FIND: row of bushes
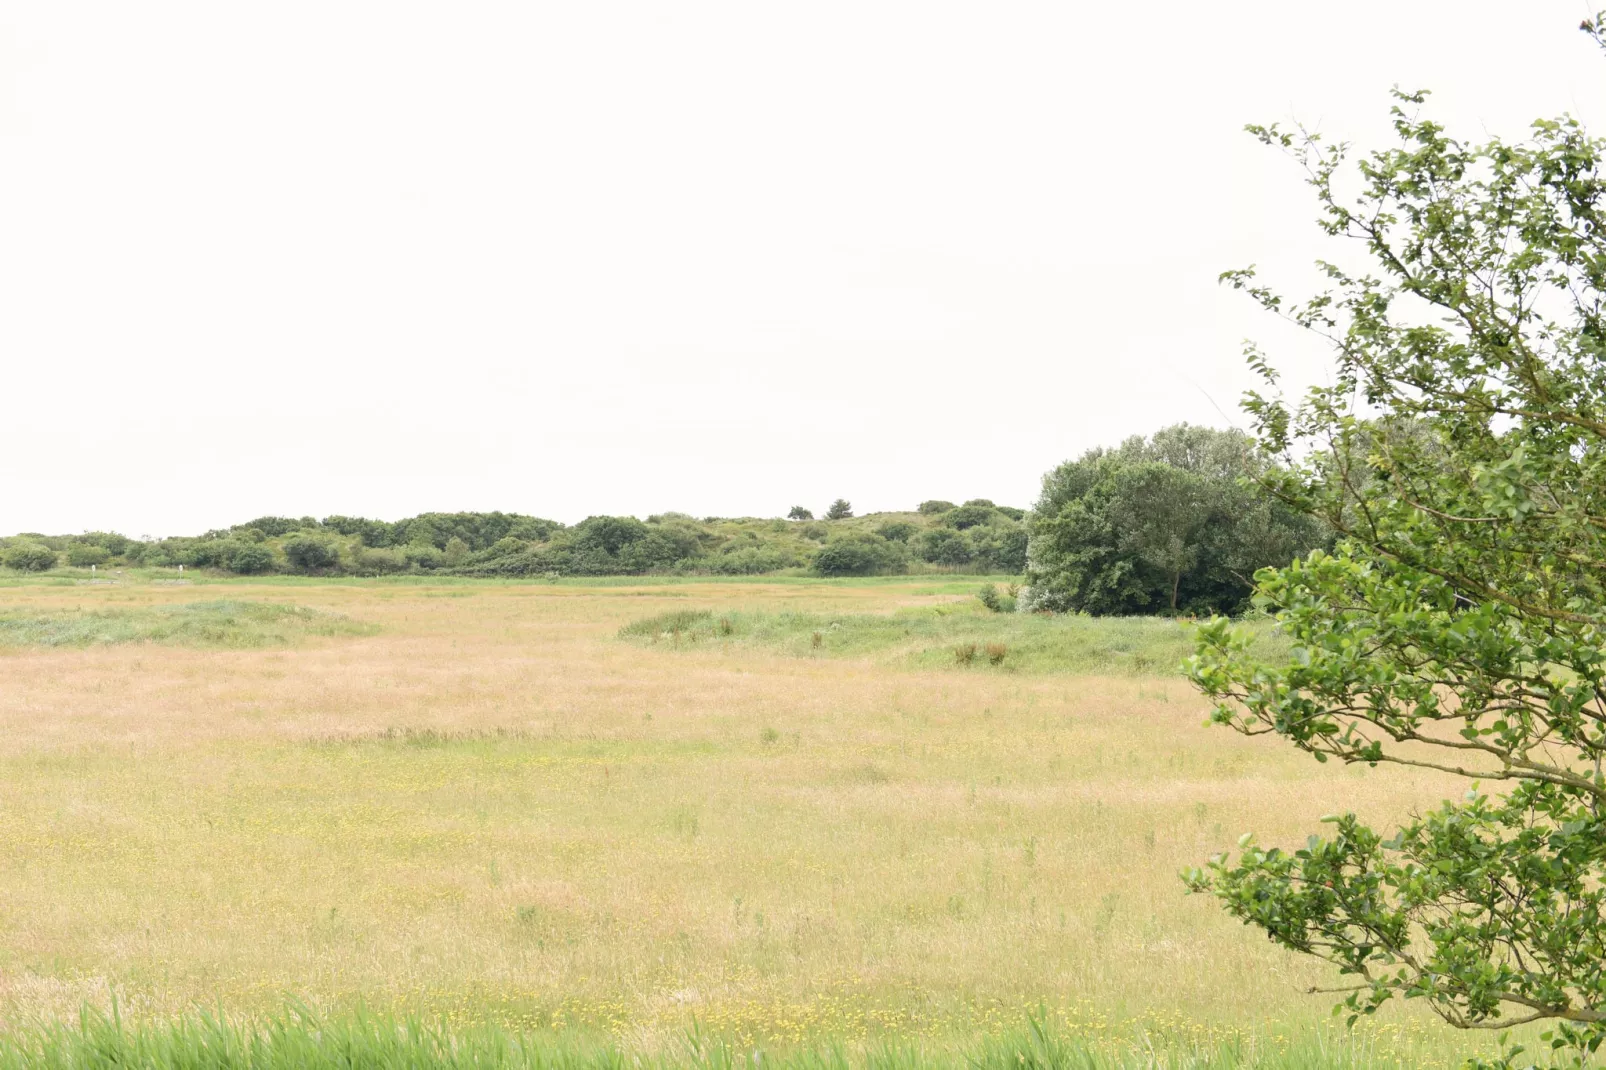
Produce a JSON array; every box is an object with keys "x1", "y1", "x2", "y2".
[{"x1": 0, "y1": 501, "x2": 1030, "y2": 579}]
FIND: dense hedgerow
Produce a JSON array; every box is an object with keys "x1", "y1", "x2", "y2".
[{"x1": 1, "y1": 503, "x2": 1031, "y2": 579}]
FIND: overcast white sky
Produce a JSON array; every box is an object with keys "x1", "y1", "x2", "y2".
[{"x1": 3, "y1": 3, "x2": 1603, "y2": 536}]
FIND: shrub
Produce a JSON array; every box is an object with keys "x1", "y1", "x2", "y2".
[
  {"x1": 875, "y1": 521, "x2": 917, "y2": 543},
  {"x1": 824, "y1": 499, "x2": 853, "y2": 520},
  {"x1": 350, "y1": 547, "x2": 408, "y2": 575},
  {"x1": 443, "y1": 536, "x2": 470, "y2": 566},
  {"x1": 917, "y1": 500, "x2": 955, "y2": 515},
  {"x1": 812, "y1": 534, "x2": 906, "y2": 576},
  {"x1": 996, "y1": 506, "x2": 1025, "y2": 521},
  {"x1": 488, "y1": 537, "x2": 525, "y2": 556},
  {"x1": 224, "y1": 543, "x2": 276, "y2": 575},
  {"x1": 282, "y1": 535, "x2": 340, "y2": 573},
  {"x1": 976, "y1": 583, "x2": 1017, "y2": 613},
  {"x1": 66, "y1": 544, "x2": 112, "y2": 567},
  {"x1": 970, "y1": 525, "x2": 1029, "y2": 573},
  {"x1": 954, "y1": 642, "x2": 978, "y2": 665},
  {"x1": 404, "y1": 544, "x2": 444, "y2": 570},
  {"x1": 3, "y1": 543, "x2": 56, "y2": 572},
  {"x1": 787, "y1": 506, "x2": 813, "y2": 520},
  {"x1": 963, "y1": 499, "x2": 995, "y2": 508},
  {"x1": 916, "y1": 528, "x2": 972, "y2": 566},
  {"x1": 944, "y1": 504, "x2": 997, "y2": 530},
  {"x1": 985, "y1": 643, "x2": 1008, "y2": 665}
]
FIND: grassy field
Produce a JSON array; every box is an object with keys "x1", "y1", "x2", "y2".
[{"x1": 0, "y1": 575, "x2": 1509, "y2": 1065}]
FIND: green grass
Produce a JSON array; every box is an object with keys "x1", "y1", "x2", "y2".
[
  {"x1": 618, "y1": 606, "x2": 1285, "y2": 676},
  {"x1": 0, "y1": 1006, "x2": 1501, "y2": 1069},
  {"x1": 0, "y1": 600, "x2": 375, "y2": 649}
]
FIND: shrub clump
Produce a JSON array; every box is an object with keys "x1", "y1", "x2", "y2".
[
  {"x1": 812, "y1": 534, "x2": 906, "y2": 577},
  {"x1": 3, "y1": 543, "x2": 57, "y2": 572}
]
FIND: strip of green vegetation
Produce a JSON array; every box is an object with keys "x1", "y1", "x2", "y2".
[
  {"x1": 0, "y1": 1008, "x2": 1491, "y2": 1069},
  {"x1": 0, "y1": 600, "x2": 374, "y2": 649},
  {"x1": 620, "y1": 605, "x2": 1285, "y2": 676}
]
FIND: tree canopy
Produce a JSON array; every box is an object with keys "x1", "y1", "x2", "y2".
[
  {"x1": 1186, "y1": 38, "x2": 1606, "y2": 1063},
  {"x1": 1022, "y1": 424, "x2": 1326, "y2": 615}
]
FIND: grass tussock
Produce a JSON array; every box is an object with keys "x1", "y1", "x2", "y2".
[
  {"x1": 0, "y1": 600, "x2": 373, "y2": 649},
  {"x1": 619, "y1": 602, "x2": 1286, "y2": 676}
]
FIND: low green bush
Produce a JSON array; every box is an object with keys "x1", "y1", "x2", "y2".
[{"x1": 3, "y1": 543, "x2": 56, "y2": 572}]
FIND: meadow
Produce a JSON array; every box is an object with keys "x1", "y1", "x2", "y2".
[{"x1": 0, "y1": 574, "x2": 1510, "y2": 1066}]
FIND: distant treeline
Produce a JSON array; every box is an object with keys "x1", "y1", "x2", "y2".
[
  {"x1": 2, "y1": 424, "x2": 1333, "y2": 613},
  {"x1": 0, "y1": 500, "x2": 1028, "y2": 579}
]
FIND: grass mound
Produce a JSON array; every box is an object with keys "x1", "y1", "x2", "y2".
[
  {"x1": 619, "y1": 604, "x2": 1286, "y2": 676},
  {"x1": 0, "y1": 600, "x2": 374, "y2": 649}
]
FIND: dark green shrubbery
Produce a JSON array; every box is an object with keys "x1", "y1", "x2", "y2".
[
  {"x1": 824, "y1": 499, "x2": 853, "y2": 520},
  {"x1": 283, "y1": 535, "x2": 341, "y2": 573},
  {"x1": 875, "y1": 521, "x2": 917, "y2": 543},
  {"x1": 225, "y1": 543, "x2": 276, "y2": 575},
  {"x1": 1023, "y1": 424, "x2": 1328, "y2": 615},
  {"x1": 916, "y1": 527, "x2": 973, "y2": 566},
  {"x1": 787, "y1": 506, "x2": 813, "y2": 520},
  {"x1": 917, "y1": 500, "x2": 955, "y2": 515},
  {"x1": 812, "y1": 534, "x2": 905, "y2": 576},
  {"x1": 3, "y1": 543, "x2": 57, "y2": 572},
  {"x1": 943, "y1": 504, "x2": 996, "y2": 530}
]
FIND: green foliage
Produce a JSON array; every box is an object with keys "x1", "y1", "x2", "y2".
[
  {"x1": 65, "y1": 543, "x2": 111, "y2": 567},
  {"x1": 225, "y1": 543, "x2": 276, "y2": 575},
  {"x1": 943, "y1": 504, "x2": 996, "y2": 530},
  {"x1": 1024, "y1": 424, "x2": 1325, "y2": 615},
  {"x1": 1187, "y1": 72, "x2": 1606, "y2": 1061},
  {"x1": 2, "y1": 543, "x2": 56, "y2": 572},
  {"x1": 787, "y1": 505, "x2": 813, "y2": 520},
  {"x1": 282, "y1": 535, "x2": 340, "y2": 573},
  {"x1": 976, "y1": 583, "x2": 1018, "y2": 613},
  {"x1": 812, "y1": 533, "x2": 905, "y2": 576},
  {"x1": 824, "y1": 498, "x2": 854, "y2": 520},
  {"x1": 875, "y1": 521, "x2": 917, "y2": 543},
  {"x1": 917, "y1": 527, "x2": 973, "y2": 565},
  {"x1": 917, "y1": 499, "x2": 955, "y2": 515}
]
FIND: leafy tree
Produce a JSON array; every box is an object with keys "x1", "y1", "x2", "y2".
[
  {"x1": 917, "y1": 500, "x2": 955, "y2": 515},
  {"x1": 1024, "y1": 425, "x2": 1322, "y2": 615},
  {"x1": 443, "y1": 536, "x2": 470, "y2": 566},
  {"x1": 787, "y1": 506, "x2": 814, "y2": 521},
  {"x1": 1186, "y1": 47, "x2": 1606, "y2": 1062},
  {"x1": 3, "y1": 543, "x2": 56, "y2": 572},
  {"x1": 824, "y1": 499, "x2": 853, "y2": 520}
]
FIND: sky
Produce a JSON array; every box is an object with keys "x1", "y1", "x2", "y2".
[{"x1": 3, "y1": 2, "x2": 1604, "y2": 537}]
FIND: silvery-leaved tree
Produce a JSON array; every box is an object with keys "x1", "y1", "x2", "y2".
[{"x1": 1185, "y1": 16, "x2": 1606, "y2": 1067}]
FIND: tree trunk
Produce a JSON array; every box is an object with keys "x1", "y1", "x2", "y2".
[{"x1": 1171, "y1": 569, "x2": 1181, "y2": 612}]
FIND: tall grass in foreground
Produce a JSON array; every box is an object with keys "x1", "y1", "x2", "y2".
[{"x1": 0, "y1": 1007, "x2": 1497, "y2": 1069}]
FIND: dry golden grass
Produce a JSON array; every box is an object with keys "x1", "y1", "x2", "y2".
[{"x1": 0, "y1": 578, "x2": 1476, "y2": 1056}]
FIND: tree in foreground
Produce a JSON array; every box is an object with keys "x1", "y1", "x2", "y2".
[{"x1": 1187, "y1": 25, "x2": 1606, "y2": 1064}]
